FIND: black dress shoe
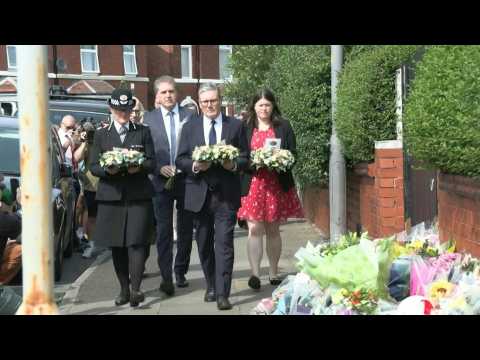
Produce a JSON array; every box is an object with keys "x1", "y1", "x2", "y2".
[
  {"x1": 204, "y1": 288, "x2": 216, "y2": 302},
  {"x1": 248, "y1": 275, "x2": 261, "y2": 290},
  {"x1": 217, "y1": 296, "x2": 232, "y2": 310},
  {"x1": 160, "y1": 280, "x2": 175, "y2": 296},
  {"x1": 114, "y1": 291, "x2": 130, "y2": 306},
  {"x1": 130, "y1": 290, "x2": 145, "y2": 307},
  {"x1": 176, "y1": 275, "x2": 189, "y2": 288}
]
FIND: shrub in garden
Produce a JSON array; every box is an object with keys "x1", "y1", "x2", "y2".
[
  {"x1": 335, "y1": 45, "x2": 419, "y2": 164},
  {"x1": 404, "y1": 45, "x2": 480, "y2": 177}
]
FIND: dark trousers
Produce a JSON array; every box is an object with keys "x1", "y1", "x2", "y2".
[
  {"x1": 193, "y1": 191, "x2": 237, "y2": 298},
  {"x1": 111, "y1": 245, "x2": 146, "y2": 293},
  {"x1": 153, "y1": 191, "x2": 194, "y2": 282}
]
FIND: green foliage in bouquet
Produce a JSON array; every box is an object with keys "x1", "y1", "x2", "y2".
[
  {"x1": 318, "y1": 231, "x2": 367, "y2": 257},
  {"x1": 332, "y1": 287, "x2": 379, "y2": 315},
  {"x1": 250, "y1": 148, "x2": 295, "y2": 172},
  {"x1": 404, "y1": 45, "x2": 480, "y2": 177},
  {"x1": 192, "y1": 144, "x2": 239, "y2": 164},
  {"x1": 335, "y1": 45, "x2": 419, "y2": 163},
  {"x1": 99, "y1": 148, "x2": 145, "y2": 168}
]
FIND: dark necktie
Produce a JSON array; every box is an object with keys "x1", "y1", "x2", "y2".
[
  {"x1": 168, "y1": 111, "x2": 176, "y2": 165},
  {"x1": 209, "y1": 119, "x2": 216, "y2": 146},
  {"x1": 119, "y1": 125, "x2": 128, "y2": 143}
]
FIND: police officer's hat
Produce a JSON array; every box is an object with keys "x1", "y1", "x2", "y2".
[{"x1": 108, "y1": 88, "x2": 136, "y2": 111}]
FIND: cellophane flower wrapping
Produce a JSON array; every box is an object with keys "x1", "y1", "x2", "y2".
[
  {"x1": 296, "y1": 238, "x2": 380, "y2": 293},
  {"x1": 410, "y1": 253, "x2": 459, "y2": 297}
]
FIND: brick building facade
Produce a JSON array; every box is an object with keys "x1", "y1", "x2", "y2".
[{"x1": 0, "y1": 45, "x2": 234, "y2": 114}]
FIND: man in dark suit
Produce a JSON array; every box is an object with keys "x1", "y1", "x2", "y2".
[
  {"x1": 143, "y1": 76, "x2": 194, "y2": 296},
  {"x1": 89, "y1": 88, "x2": 156, "y2": 307},
  {"x1": 176, "y1": 83, "x2": 249, "y2": 310}
]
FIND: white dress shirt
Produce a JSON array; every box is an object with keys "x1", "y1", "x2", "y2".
[
  {"x1": 203, "y1": 113, "x2": 223, "y2": 145},
  {"x1": 160, "y1": 104, "x2": 181, "y2": 151}
]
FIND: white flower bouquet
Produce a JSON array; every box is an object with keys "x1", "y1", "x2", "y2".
[
  {"x1": 250, "y1": 148, "x2": 295, "y2": 172},
  {"x1": 99, "y1": 147, "x2": 145, "y2": 168},
  {"x1": 192, "y1": 143, "x2": 239, "y2": 164},
  {"x1": 192, "y1": 145, "x2": 216, "y2": 162}
]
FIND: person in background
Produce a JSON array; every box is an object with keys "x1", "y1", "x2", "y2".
[
  {"x1": 131, "y1": 97, "x2": 145, "y2": 124},
  {"x1": 73, "y1": 121, "x2": 102, "y2": 259},
  {"x1": 0, "y1": 186, "x2": 22, "y2": 285}
]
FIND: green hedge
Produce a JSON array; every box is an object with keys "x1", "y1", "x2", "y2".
[
  {"x1": 335, "y1": 45, "x2": 418, "y2": 164},
  {"x1": 404, "y1": 46, "x2": 480, "y2": 177},
  {"x1": 266, "y1": 46, "x2": 332, "y2": 188}
]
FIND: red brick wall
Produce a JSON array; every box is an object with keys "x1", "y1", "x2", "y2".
[
  {"x1": 200, "y1": 45, "x2": 219, "y2": 79},
  {"x1": 99, "y1": 45, "x2": 123, "y2": 75},
  {"x1": 347, "y1": 164, "x2": 377, "y2": 236},
  {"x1": 438, "y1": 173, "x2": 480, "y2": 256},
  {"x1": 302, "y1": 186, "x2": 330, "y2": 237},
  {"x1": 57, "y1": 45, "x2": 81, "y2": 74},
  {"x1": 0, "y1": 45, "x2": 7, "y2": 70},
  {"x1": 302, "y1": 144, "x2": 405, "y2": 240},
  {"x1": 373, "y1": 146, "x2": 405, "y2": 237}
]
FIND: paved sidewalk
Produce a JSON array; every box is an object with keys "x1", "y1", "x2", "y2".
[{"x1": 59, "y1": 220, "x2": 324, "y2": 315}]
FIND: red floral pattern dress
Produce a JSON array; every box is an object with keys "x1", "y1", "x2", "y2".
[{"x1": 237, "y1": 127, "x2": 304, "y2": 223}]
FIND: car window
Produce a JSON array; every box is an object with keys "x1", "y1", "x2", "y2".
[
  {"x1": 0, "y1": 128, "x2": 20, "y2": 174},
  {"x1": 49, "y1": 109, "x2": 110, "y2": 127}
]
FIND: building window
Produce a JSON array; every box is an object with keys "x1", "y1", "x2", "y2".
[
  {"x1": 80, "y1": 45, "x2": 100, "y2": 73},
  {"x1": 6, "y1": 45, "x2": 17, "y2": 70},
  {"x1": 219, "y1": 45, "x2": 233, "y2": 80},
  {"x1": 123, "y1": 45, "x2": 138, "y2": 75},
  {"x1": 181, "y1": 45, "x2": 192, "y2": 78}
]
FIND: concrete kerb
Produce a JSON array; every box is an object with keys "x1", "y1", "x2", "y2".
[{"x1": 59, "y1": 250, "x2": 112, "y2": 315}]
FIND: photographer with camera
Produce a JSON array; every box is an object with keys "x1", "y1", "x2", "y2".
[{"x1": 73, "y1": 118, "x2": 102, "y2": 259}]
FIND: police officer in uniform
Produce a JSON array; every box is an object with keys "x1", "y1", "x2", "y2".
[{"x1": 89, "y1": 88, "x2": 156, "y2": 307}]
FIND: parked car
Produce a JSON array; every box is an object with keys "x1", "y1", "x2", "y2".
[
  {"x1": 0, "y1": 115, "x2": 76, "y2": 281},
  {"x1": 0, "y1": 89, "x2": 111, "y2": 127}
]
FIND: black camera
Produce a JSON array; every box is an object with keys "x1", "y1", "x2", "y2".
[{"x1": 80, "y1": 117, "x2": 96, "y2": 144}]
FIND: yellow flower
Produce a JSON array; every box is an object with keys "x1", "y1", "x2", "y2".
[
  {"x1": 412, "y1": 240, "x2": 423, "y2": 250},
  {"x1": 429, "y1": 280, "x2": 454, "y2": 301}
]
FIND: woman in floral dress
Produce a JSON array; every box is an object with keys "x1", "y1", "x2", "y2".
[{"x1": 238, "y1": 88, "x2": 303, "y2": 291}]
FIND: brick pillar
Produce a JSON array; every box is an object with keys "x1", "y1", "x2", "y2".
[{"x1": 374, "y1": 140, "x2": 405, "y2": 238}]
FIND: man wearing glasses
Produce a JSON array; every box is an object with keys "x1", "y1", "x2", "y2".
[{"x1": 176, "y1": 83, "x2": 249, "y2": 310}]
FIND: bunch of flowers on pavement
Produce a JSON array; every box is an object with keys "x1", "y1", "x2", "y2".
[
  {"x1": 99, "y1": 147, "x2": 145, "y2": 169},
  {"x1": 251, "y1": 221, "x2": 480, "y2": 315},
  {"x1": 250, "y1": 148, "x2": 295, "y2": 172}
]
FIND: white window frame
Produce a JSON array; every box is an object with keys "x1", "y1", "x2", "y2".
[
  {"x1": 181, "y1": 45, "x2": 193, "y2": 79},
  {"x1": 80, "y1": 45, "x2": 100, "y2": 74},
  {"x1": 6, "y1": 45, "x2": 17, "y2": 70},
  {"x1": 219, "y1": 45, "x2": 233, "y2": 81},
  {"x1": 123, "y1": 45, "x2": 138, "y2": 75}
]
